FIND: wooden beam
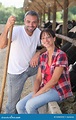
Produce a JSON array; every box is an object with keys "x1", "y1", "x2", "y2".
[
  {"x1": 56, "y1": 34, "x2": 76, "y2": 46},
  {"x1": 56, "y1": 0, "x2": 63, "y2": 9},
  {"x1": 48, "y1": 102, "x2": 62, "y2": 114},
  {"x1": 41, "y1": 0, "x2": 46, "y2": 5},
  {"x1": 34, "y1": 0, "x2": 45, "y2": 11},
  {"x1": 33, "y1": 5, "x2": 41, "y2": 12}
]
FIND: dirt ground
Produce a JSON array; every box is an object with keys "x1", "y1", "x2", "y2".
[{"x1": 0, "y1": 48, "x2": 76, "y2": 114}]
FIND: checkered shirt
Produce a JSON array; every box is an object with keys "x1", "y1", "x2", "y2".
[{"x1": 39, "y1": 47, "x2": 73, "y2": 100}]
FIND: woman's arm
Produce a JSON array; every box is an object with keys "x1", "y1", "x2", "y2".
[
  {"x1": 33, "y1": 66, "x2": 64, "y2": 97},
  {"x1": 33, "y1": 67, "x2": 42, "y2": 96}
]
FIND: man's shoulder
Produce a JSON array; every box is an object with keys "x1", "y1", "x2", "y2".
[
  {"x1": 14, "y1": 25, "x2": 23, "y2": 29},
  {"x1": 35, "y1": 28, "x2": 41, "y2": 33},
  {"x1": 13, "y1": 25, "x2": 24, "y2": 33}
]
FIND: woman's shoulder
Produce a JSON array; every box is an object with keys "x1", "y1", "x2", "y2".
[
  {"x1": 41, "y1": 51, "x2": 47, "y2": 56},
  {"x1": 56, "y1": 48, "x2": 67, "y2": 56},
  {"x1": 56, "y1": 49, "x2": 68, "y2": 63},
  {"x1": 40, "y1": 51, "x2": 48, "y2": 60}
]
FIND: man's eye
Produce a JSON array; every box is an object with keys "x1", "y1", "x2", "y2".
[{"x1": 27, "y1": 21, "x2": 30, "y2": 23}]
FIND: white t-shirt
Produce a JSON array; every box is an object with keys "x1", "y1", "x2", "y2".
[{"x1": 8, "y1": 26, "x2": 41, "y2": 74}]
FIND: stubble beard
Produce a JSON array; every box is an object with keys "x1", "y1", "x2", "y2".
[{"x1": 25, "y1": 26, "x2": 37, "y2": 34}]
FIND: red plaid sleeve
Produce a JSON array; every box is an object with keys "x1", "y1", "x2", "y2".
[{"x1": 55, "y1": 50, "x2": 68, "y2": 68}]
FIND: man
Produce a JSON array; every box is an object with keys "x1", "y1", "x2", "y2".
[{"x1": 0, "y1": 11, "x2": 46, "y2": 113}]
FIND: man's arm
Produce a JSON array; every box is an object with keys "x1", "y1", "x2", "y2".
[
  {"x1": 30, "y1": 47, "x2": 46, "y2": 67},
  {"x1": 0, "y1": 16, "x2": 16, "y2": 49}
]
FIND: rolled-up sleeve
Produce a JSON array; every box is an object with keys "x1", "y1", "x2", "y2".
[{"x1": 55, "y1": 52, "x2": 68, "y2": 67}]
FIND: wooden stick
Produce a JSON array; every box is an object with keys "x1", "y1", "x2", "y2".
[{"x1": 0, "y1": 26, "x2": 13, "y2": 113}]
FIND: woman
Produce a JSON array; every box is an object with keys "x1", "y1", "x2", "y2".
[{"x1": 16, "y1": 28, "x2": 73, "y2": 114}]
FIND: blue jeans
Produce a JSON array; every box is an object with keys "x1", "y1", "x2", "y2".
[
  {"x1": 6, "y1": 66, "x2": 38, "y2": 114},
  {"x1": 16, "y1": 89, "x2": 61, "y2": 114}
]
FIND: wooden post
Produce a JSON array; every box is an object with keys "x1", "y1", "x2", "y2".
[
  {"x1": 52, "y1": 0, "x2": 56, "y2": 31},
  {"x1": 43, "y1": 9, "x2": 45, "y2": 22},
  {"x1": 0, "y1": 26, "x2": 13, "y2": 113},
  {"x1": 48, "y1": 6, "x2": 51, "y2": 22},
  {"x1": 39, "y1": 12, "x2": 42, "y2": 27},
  {"x1": 62, "y1": 0, "x2": 69, "y2": 44}
]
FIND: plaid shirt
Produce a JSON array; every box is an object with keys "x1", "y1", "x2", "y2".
[{"x1": 39, "y1": 47, "x2": 73, "y2": 100}]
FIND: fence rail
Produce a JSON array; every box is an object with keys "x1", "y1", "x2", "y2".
[{"x1": 56, "y1": 34, "x2": 76, "y2": 46}]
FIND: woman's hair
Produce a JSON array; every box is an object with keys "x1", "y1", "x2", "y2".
[
  {"x1": 40, "y1": 28, "x2": 56, "y2": 40},
  {"x1": 40, "y1": 28, "x2": 59, "y2": 48}
]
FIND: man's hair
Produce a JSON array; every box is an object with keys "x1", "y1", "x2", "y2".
[{"x1": 24, "y1": 10, "x2": 39, "y2": 21}]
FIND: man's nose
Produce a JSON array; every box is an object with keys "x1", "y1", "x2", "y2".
[{"x1": 29, "y1": 22, "x2": 33, "y2": 26}]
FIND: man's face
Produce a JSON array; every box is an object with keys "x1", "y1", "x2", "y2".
[{"x1": 24, "y1": 15, "x2": 39, "y2": 33}]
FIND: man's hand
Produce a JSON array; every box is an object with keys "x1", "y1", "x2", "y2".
[
  {"x1": 5, "y1": 16, "x2": 16, "y2": 31},
  {"x1": 30, "y1": 52, "x2": 40, "y2": 67},
  {"x1": 0, "y1": 16, "x2": 16, "y2": 49}
]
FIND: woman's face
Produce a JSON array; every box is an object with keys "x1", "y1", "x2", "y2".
[{"x1": 41, "y1": 32, "x2": 55, "y2": 48}]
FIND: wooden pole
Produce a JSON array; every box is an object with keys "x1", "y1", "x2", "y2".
[
  {"x1": 0, "y1": 26, "x2": 13, "y2": 113},
  {"x1": 52, "y1": 0, "x2": 56, "y2": 31},
  {"x1": 62, "y1": 0, "x2": 69, "y2": 44}
]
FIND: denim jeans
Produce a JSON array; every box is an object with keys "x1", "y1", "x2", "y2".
[
  {"x1": 6, "y1": 66, "x2": 38, "y2": 114},
  {"x1": 16, "y1": 89, "x2": 61, "y2": 114}
]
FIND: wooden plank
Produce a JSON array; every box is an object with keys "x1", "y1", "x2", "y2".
[
  {"x1": 48, "y1": 102, "x2": 62, "y2": 114},
  {"x1": 38, "y1": 104, "x2": 48, "y2": 113}
]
